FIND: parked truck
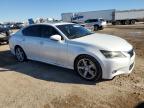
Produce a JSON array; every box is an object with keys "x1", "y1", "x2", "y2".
[
  {"x1": 62, "y1": 9, "x2": 114, "y2": 23},
  {"x1": 62, "y1": 9, "x2": 144, "y2": 25},
  {"x1": 112, "y1": 9, "x2": 144, "y2": 25}
]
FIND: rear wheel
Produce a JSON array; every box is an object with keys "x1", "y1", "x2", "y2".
[
  {"x1": 74, "y1": 55, "x2": 102, "y2": 81},
  {"x1": 115, "y1": 21, "x2": 121, "y2": 25},
  {"x1": 124, "y1": 20, "x2": 130, "y2": 25},
  {"x1": 15, "y1": 47, "x2": 27, "y2": 62},
  {"x1": 112, "y1": 22, "x2": 116, "y2": 25},
  {"x1": 130, "y1": 20, "x2": 135, "y2": 25}
]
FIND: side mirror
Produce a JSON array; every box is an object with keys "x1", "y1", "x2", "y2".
[{"x1": 50, "y1": 35, "x2": 62, "y2": 41}]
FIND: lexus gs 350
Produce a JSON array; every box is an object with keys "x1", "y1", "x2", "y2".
[{"x1": 9, "y1": 23, "x2": 135, "y2": 80}]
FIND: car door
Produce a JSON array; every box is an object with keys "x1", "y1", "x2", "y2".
[
  {"x1": 85, "y1": 20, "x2": 90, "y2": 28},
  {"x1": 39, "y1": 25, "x2": 68, "y2": 66},
  {"x1": 21, "y1": 25, "x2": 42, "y2": 60},
  {"x1": 85, "y1": 19, "x2": 94, "y2": 29}
]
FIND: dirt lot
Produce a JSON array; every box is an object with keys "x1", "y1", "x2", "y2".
[{"x1": 0, "y1": 24, "x2": 144, "y2": 108}]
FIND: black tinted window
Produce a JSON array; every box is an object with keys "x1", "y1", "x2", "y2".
[
  {"x1": 41, "y1": 25, "x2": 59, "y2": 38},
  {"x1": 85, "y1": 20, "x2": 90, "y2": 23},
  {"x1": 85, "y1": 19, "x2": 98, "y2": 23},
  {"x1": 22, "y1": 25, "x2": 41, "y2": 37},
  {"x1": 91, "y1": 19, "x2": 98, "y2": 22}
]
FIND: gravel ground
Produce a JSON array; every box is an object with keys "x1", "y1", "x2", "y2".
[{"x1": 0, "y1": 24, "x2": 144, "y2": 108}]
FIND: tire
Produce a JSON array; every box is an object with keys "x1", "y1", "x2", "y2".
[
  {"x1": 124, "y1": 20, "x2": 130, "y2": 25},
  {"x1": 74, "y1": 55, "x2": 102, "y2": 81},
  {"x1": 115, "y1": 21, "x2": 121, "y2": 25},
  {"x1": 94, "y1": 25, "x2": 99, "y2": 31},
  {"x1": 130, "y1": 20, "x2": 135, "y2": 25},
  {"x1": 112, "y1": 22, "x2": 116, "y2": 25},
  {"x1": 99, "y1": 26, "x2": 104, "y2": 30},
  {"x1": 15, "y1": 46, "x2": 27, "y2": 62}
]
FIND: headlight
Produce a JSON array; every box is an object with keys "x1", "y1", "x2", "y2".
[{"x1": 100, "y1": 50, "x2": 126, "y2": 58}]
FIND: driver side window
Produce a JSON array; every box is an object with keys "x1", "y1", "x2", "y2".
[{"x1": 41, "y1": 25, "x2": 60, "y2": 38}]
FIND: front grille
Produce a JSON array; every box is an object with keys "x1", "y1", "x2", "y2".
[{"x1": 128, "y1": 49, "x2": 134, "y2": 57}]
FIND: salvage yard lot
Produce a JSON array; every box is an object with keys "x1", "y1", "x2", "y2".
[{"x1": 0, "y1": 24, "x2": 144, "y2": 108}]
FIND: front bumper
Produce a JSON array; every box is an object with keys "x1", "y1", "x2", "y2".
[{"x1": 101, "y1": 52, "x2": 135, "y2": 79}]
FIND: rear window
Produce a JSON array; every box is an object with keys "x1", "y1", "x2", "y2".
[
  {"x1": 41, "y1": 25, "x2": 60, "y2": 38},
  {"x1": 85, "y1": 19, "x2": 98, "y2": 23},
  {"x1": 22, "y1": 25, "x2": 61, "y2": 38},
  {"x1": 100, "y1": 19, "x2": 105, "y2": 22}
]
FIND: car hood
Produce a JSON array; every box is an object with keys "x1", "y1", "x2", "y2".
[{"x1": 71, "y1": 33, "x2": 132, "y2": 51}]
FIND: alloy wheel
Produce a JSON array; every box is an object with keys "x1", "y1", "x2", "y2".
[
  {"x1": 77, "y1": 58, "x2": 97, "y2": 80},
  {"x1": 15, "y1": 47, "x2": 25, "y2": 62}
]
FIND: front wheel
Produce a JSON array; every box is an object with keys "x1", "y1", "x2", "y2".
[
  {"x1": 94, "y1": 25, "x2": 99, "y2": 31},
  {"x1": 15, "y1": 47, "x2": 27, "y2": 62},
  {"x1": 74, "y1": 55, "x2": 102, "y2": 81}
]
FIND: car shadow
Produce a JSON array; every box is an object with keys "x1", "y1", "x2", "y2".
[
  {"x1": 0, "y1": 50, "x2": 17, "y2": 67},
  {"x1": 134, "y1": 102, "x2": 144, "y2": 108},
  {"x1": 0, "y1": 50, "x2": 108, "y2": 85}
]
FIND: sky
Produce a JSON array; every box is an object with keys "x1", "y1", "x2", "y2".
[{"x1": 0, "y1": 0, "x2": 144, "y2": 22}]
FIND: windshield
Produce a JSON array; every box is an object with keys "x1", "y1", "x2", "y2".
[
  {"x1": 100, "y1": 19, "x2": 105, "y2": 22},
  {"x1": 57, "y1": 24, "x2": 94, "y2": 39}
]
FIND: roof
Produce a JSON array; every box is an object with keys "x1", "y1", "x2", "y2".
[
  {"x1": 116, "y1": 9, "x2": 144, "y2": 12},
  {"x1": 33, "y1": 22, "x2": 73, "y2": 26},
  {"x1": 53, "y1": 22, "x2": 73, "y2": 26}
]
